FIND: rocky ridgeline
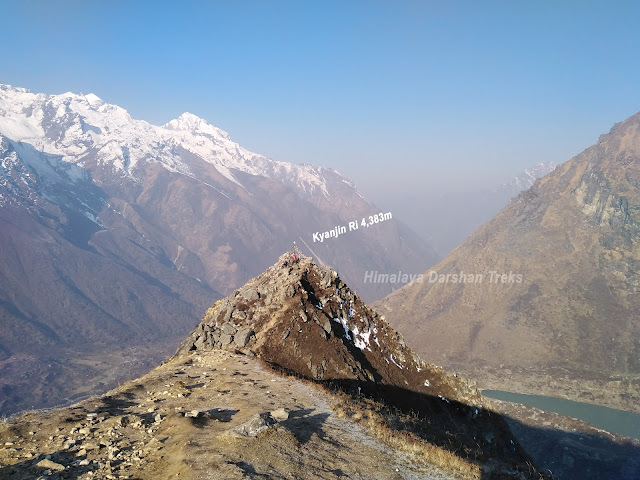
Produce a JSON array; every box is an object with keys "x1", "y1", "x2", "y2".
[{"x1": 176, "y1": 252, "x2": 481, "y2": 404}]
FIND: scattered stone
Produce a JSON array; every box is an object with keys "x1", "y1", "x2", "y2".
[
  {"x1": 240, "y1": 287, "x2": 260, "y2": 302},
  {"x1": 222, "y1": 308, "x2": 233, "y2": 323},
  {"x1": 322, "y1": 319, "x2": 332, "y2": 334},
  {"x1": 232, "y1": 413, "x2": 277, "y2": 437},
  {"x1": 270, "y1": 408, "x2": 289, "y2": 421},
  {"x1": 35, "y1": 459, "x2": 65, "y2": 471},
  {"x1": 220, "y1": 323, "x2": 237, "y2": 335}
]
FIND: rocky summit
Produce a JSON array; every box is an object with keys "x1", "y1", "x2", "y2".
[
  {"x1": 176, "y1": 251, "x2": 480, "y2": 403},
  {"x1": 0, "y1": 252, "x2": 557, "y2": 480}
]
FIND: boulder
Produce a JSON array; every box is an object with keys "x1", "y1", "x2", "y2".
[
  {"x1": 232, "y1": 413, "x2": 276, "y2": 437},
  {"x1": 220, "y1": 323, "x2": 237, "y2": 335},
  {"x1": 234, "y1": 329, "x2": 255, "y2": 347},
  {"x1": 35, "y1": 459, "x2": 65, "y2": 472},
  {"x1": 270, "y1": 408, "x2": 289, "y2": 421},
  {"x1": 232, "y1": 310, "x2": 247, "y2": 321},
  {"x1": 241, "y1": 287, "x2": 260, "y2": 302}
]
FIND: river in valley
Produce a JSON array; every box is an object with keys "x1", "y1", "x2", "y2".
[{"x1": 483, "y1": 389, "x2": 640, "y2": 439}]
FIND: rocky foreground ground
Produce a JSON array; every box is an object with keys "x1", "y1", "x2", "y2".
[{"x1": 0, "y1": 350, "x2": 464, "y2": 480}]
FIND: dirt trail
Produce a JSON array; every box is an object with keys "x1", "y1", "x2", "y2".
[{"x1": 0, "y1": 350, "x2": 460, "y2": 480}]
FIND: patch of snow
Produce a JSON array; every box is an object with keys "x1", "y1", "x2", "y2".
[
  {"x1": 351, "y1": 324, "x2": 372, "y2": 351},
  {"x1": 389, "y1": 355, "x2": 403, "y2": 369},
  {"x1": 333, "y1": 317, "x2": 351, "y2": 340}
]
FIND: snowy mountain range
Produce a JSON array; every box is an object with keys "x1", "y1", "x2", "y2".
[
  {"x1": 0, "y1": 84, "x2": 354, "y2": 204},
  {"x1": 0, "y1": 83, "x2": 436, "y2": 415}
]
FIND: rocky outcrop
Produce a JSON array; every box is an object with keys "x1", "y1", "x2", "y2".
[{"x1": 176, "y1": 252, "x2": 481, "y2": 405}]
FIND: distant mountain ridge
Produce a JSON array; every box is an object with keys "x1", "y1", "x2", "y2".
[
  {"x1": 0, "y1": 83, "x2": 437, "y2": 415},
  {"x1": 499, "y1": 161, "x2": 556, "y2": 196},
  {"x1": 379, "y1": 161, "x2": 558, "y2": 258},
  {"x1": 0, "y1": 84, "x2": 351, "y2": 202}
]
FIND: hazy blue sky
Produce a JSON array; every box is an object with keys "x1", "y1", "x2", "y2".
[{"x1": 3, "y1": 1, "x2": 640, "y2": 202}]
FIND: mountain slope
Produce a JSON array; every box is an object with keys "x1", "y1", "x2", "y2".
[
  {"x1": 376, "y1": 112, "x2": 640, "y2": 412},
  {"x1": 0, "y1": 253, "x2": 558, "y2": 480},
  {"x1": 170, "y1": 252, "x2": 560, "y2": 479},
  {"x1": 0, "y1": 83, "x2": 437, "y2": 301},
  {"x1": 0, "y1": 84, "x2": 437, "y2": 416}
]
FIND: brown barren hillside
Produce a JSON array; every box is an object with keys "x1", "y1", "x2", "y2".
[{"x1": 376, "y1": 112, "x2": 640, "y2": 412}]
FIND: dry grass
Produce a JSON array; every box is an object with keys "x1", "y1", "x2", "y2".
[{"x1": 329, "y1": 390, "x2": 483, "y2": 479}]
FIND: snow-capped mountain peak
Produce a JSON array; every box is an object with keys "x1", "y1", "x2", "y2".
[
  {"x1": 500, "y1": 161, "x2": 557, "y2": 196},
  {"x1": 0, "y1": 84, "x2": 339, "y2": 198},
  {"x1": 164, "y1": 112, "x2": 231, "y2": 140},
  {"x1": 83, "y1": 93, "x2": 104, "y2": 108}
]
